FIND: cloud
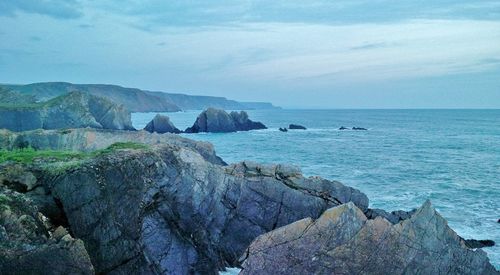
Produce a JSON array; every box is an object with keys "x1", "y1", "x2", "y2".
[
  {"x1": 85, "y1": 0, "x2": 500, "y2": 30},
  {"x1": 0, "y1": 0, "x2": 82, "y2": 19}
]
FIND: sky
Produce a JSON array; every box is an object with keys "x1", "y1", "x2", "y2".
[{"x1": 0, "y1": 1, "x2": 499, "y2": 108}]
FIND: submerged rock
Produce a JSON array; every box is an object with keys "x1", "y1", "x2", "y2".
[
  {"x1": 339, "y1": 126, "x2": 348, "y2": 130},
  {"x1": 279, "y1": 127, "x2": 288, "y2": 132},
  {"x1": 185, "y1": 108, "x2": 266, "y2": 133},
  {"x1": 353, "y1": 126, "x2": 368, "y2": 130},
  {"x1": 0, "y1": 91, "x2": 134, "y2": 131},
  {"x1": 143, "y1": 114, "x2": 181, "y2": 134},
  {"x1": 289, "y1": 124, "x2": 306, "y2": 130},
  {"x1": 241, "y1": 201, "x2": 498, "y2": 274}
]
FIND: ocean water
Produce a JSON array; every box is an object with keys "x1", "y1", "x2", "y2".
[{"x1": 132, "y1": 109, "x2": 500, "y2": 268}]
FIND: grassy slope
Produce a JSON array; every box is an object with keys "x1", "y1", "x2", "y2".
[{"x1": 0, "y1": 142, "x2": 149, "y2": 164}]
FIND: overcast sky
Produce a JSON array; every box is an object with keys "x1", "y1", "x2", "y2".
[{"x1": 1, "y1": 0, "x2": 499, "y2": 108}]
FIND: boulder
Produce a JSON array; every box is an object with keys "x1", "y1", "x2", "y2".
[
  {"x1": 0, "y1": 91, "x2": 134, "y2": 131},
  {"x1": 143, "y1": 114, "x2": 181, "y2": 134},
  {"x1": 185, "y1": 108, "x2": 266, "y2": 133},
  {"x1": 241, "y1": 201, "x2": 498, "y2": 274},
  {"x1": 289, "y1": 124, "x2": 306, "y2": 130},
  {"x1": 339, "y1": 126, "x2": 348, "y2": 130}
]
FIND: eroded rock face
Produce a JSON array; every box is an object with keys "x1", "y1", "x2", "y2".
[
  {"x1": 185, "y1": 108, "x2": 266, "y2": 133},
  {"x1": 241, "y1": 201, "x2": 498, "y2": 275},
  {"x1": 0, "y1": 187, "x2": 94, "y2": 274},
  {"x1": 144, "y1": 114, "x2": 181, "y2": 134},
  {"x1": 40, "y1": 145, "x2": 367, "y2": 274},
  {"x1": 0, "y1": 91, "x2": 134, "y2": 131}
]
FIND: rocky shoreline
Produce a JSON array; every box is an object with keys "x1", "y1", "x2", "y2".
[{"x1": 0, "y1": 129, "x2": 498, "y2": 274}]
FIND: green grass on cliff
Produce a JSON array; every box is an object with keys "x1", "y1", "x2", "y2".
[
  {"x1": 0, "y1": 147, "x2": 86, "y2": 164},
  {"x1": 0, "y1": 142, "x2": 150, "y2": 164}
]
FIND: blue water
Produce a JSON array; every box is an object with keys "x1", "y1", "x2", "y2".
[{"x1": 133, "y1": 109, "x2": 500, "y2": 268}]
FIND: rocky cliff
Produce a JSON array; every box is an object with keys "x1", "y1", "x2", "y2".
[
  {"x1": 0, "y1": 129, "x2": 497, "y2": 274},
  {"x1": 0, "y1": 91, "x2": 134, "y2": 131},
  {"x1": 0, "y1": 130, "x2": 497, "y2": 274},
  {"x1": 1, "y1": 82, "x2": 279, "y2": 112}
]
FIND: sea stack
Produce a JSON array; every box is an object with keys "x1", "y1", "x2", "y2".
[
  {"x1": 185, "y1": 108, "x2": 267, "y2": 133},
  {"x1": 143, "y1": 114, "x2": 181, "y2": 134}
]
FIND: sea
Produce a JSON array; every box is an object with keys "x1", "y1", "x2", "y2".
[{"x1": 132, "y1": 109, "x2": 500, "y2": 269}]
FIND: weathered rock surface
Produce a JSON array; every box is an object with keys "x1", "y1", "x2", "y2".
[
  {"x1": 289, "y1": 124, "x2": 306, "y2": 130},
  {"x1": 241, "y1": 201, "x2": 498, "y2": 275},
  {"x1": 9, "y1": 144, "x2": 367, "y2": 274},
  {"x1": 0, "y1": 187, "x2": 94, "y2": 274},
  {"x1": 0, "y1": 91, "x2": 134, "y2": 131},
  {"x1": 0, "y1": 128, "x2": 225, "y2": 165},
  {"x1": 144, "y1": 114, "x2": 181, "y2": 134},
  {"x1": 185, "y1": 108, "x2": 267, "y2": 133}
]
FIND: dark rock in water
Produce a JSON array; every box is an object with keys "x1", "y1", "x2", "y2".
[
  {"x1": 185, "y1": 108, "x2": 266, "y2": 133},
  {"x1": 464, "y1": 239, "x2": 496, "y2": 249},
  {"x1": 339, "y1": 126, "x2": 348, "y2": 130},
  {"x1": 279, "y1": 127, "x2": 288, "y2": 132},
  {"x1": 289, "y1": 124, "x2": 306, "y2": 130},
  {"x1": 0, "y1": 187, "x2": 94, "y2": 274},
  {"x1": 0, "y1": 91, "x2": 134, "y2": 131},
  {"x1": 352, "y1": 127, "x2": 367, "y2": 130},
  {"x1": 241, "y1": 201, "x2": 498, "y2": 275},
  {"x1": 143, "y1": 114, "x2": 181, "y2": 134}
]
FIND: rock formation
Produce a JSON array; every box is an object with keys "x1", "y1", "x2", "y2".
[
  {"x1": 185, "y1": 108, "x2": 267, "y2": 133},
  {"x1": 241, "y1": 201, "x2": 498, "y2": 274},
  {"x1": 0, "y1": 91, "x2": 134, "y2": 131},
  {"x1": 289, "y1": 124, "x2": 306, "y2": 130},
  {"x1": 0, "y1": 130, "x2": 497, "y2": 274},
  {"x1": 0, "y1": 187, "x2": 94, "y2": 274},
  {"x1": 143, "y1": 114, "x2": 181, "y2": 134},
  {"x1": 0, "y1": 128, "x2": 225, "y2": 165},
  {"x1": 279, "y1": 127, "x2": 288, "y2": 132}
]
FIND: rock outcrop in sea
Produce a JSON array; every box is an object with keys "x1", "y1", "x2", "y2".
[
  {"x1": 289, "y1": 124, "x2": 306, "y2": 130},
  {"x1": 0, "y1": 129, "x2": 498, "y2": 274},
  {"x1": 144, "y1": 114, "x2": 181, "y2": 134},
  {"x1": 185, "y1": 108, "x2": 267, "y2": 133},
  {"x1": 0, "y1": 91, "x2": 134, "y2": 131}
]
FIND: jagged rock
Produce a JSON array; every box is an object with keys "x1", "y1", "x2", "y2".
[
  {"x1": 0, "y1": 91, "x2": 134, "y2": 131},
  {"x1": 240, "y1": 201, "x2": 498, "y2": 275},
  {"x1": 289, "y1": 124, "x2": 306, "y2": 130},
  {"x1": 38, "y1": 145, "x2": 367, "y2": 273},
  {"x1": 279, "y1": 127, "x2": 288, "y2": 132},
  {"x1": 143, "y1": 114, "x2": 181, "y2": 134},
  {"x1": 185, "y1": 108, "x2": 266, "y2": 133},
  {"x1": 0, "y1": 187, "x2": 94, "y2": 274}
]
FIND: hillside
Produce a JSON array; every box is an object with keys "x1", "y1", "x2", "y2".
[
  {"x1": 0, "y1": 91, "x2": 134, "y2": 131},
  {"x1": 1, "y1": 82, "x2": 279, "y2": 112}
]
